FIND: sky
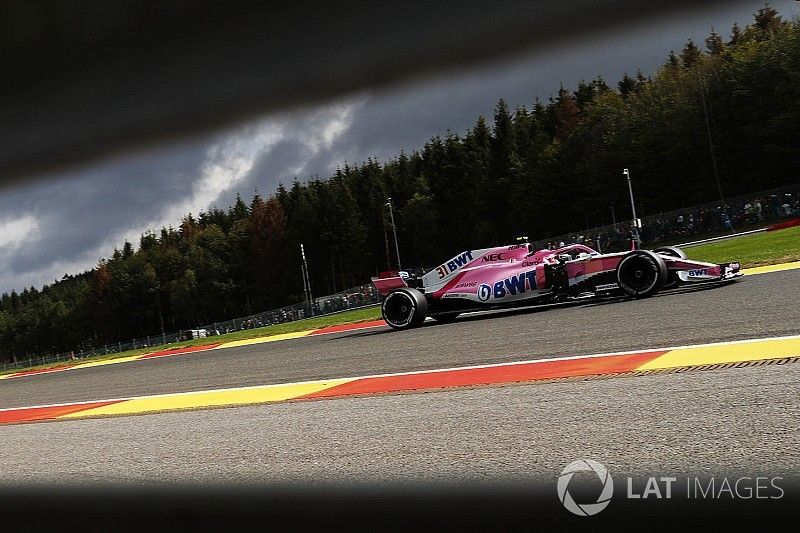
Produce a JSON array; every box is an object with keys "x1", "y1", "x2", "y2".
[{"x1": 1, "y1": 1, "x2": 798, "y2": 294}]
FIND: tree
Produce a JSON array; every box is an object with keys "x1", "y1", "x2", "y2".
[
  {"x1": 667, "y1": 50, "x2": 680, "y2": 68},
  {"x1": 618, "y1": 73, "x2": 637, "y2": 96},
  {"x1": 553, "y1": 88, "x2": 581, "y2": 140},
  {"x1": 754, "y1": 5, "x2": 782, "y2": 34},
  {"x1": 680, "y1": 39, "x2": 701, "y2": 68},
  {"x1": 122, "y1": 240, "x2": 134, "y2": 259},
  {"x1": 730, "y1": 22, "x2": 742, "y2": 45},
  {"x1": 705, "y1": 28, "x2": 725, "y2": 55}
]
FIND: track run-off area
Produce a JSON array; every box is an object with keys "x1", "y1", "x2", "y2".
[{"x1": 0, "y1": 262, "x2": 798, "y2": 484}]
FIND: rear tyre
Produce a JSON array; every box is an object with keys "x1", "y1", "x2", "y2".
[
  {"x1": 653, "y1": 246, "x2": 687, "y2": 289},
  {"x1": 430, "y1": 312, "x2": 460, "y2": 323},
  {"x1": 616, "y1": 250, "x2": 667, "y2": 297},
  {"x1": 382, "y1": 288, "x2": 428, "y2": 330}
]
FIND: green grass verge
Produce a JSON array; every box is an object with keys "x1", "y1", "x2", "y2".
[
  {"x1": 0, "y1": 305, "x2": 382, "y2": 376},
  {"x1": 685, "y1": 225, "x2": 800, "y2": 268}
]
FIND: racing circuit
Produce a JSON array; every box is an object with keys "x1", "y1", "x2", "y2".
[{"x1": 0, "y1": 263, "x2": 798, "y2": 484}]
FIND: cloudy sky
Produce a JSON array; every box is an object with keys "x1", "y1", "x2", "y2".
[{"x1": 1, "y1": 1, "x2": 797, "y2": 294}]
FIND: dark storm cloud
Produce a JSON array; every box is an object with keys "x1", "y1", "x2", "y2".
[
  {"x1": 224, "y1": 102, "x2": 366, "y2": 205},
  {"x1": 238, "y1": 133, "x2": 325, "y2": 198},
  {"x1": 240, "y1": 1, "x2": 791, "y2": 193},
  {"x1": 0, "y1": 141, "x2": 210, "y2": 290},
  {"x1": 1, "y1": 1, "x2": 796, "y2": 293}
]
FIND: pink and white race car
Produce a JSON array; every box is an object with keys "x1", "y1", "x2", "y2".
[{"x1": 371, "y1": 243, "x2": 742, "y2": 330}]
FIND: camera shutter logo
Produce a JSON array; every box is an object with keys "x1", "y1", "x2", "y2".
[{"x1": 557, "y1": 459, "x2": 614, "y2": 516}]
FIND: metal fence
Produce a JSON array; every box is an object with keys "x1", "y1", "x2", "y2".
[
  {"x1": 531, "y1": 182, "x2": 800, "y2": 253},
  {"x1": 195, "y1": 284, "x2": 379, "y2": 336},
  {"x1": 0, "y1": 283, "x2": 380, "y2": 372}
]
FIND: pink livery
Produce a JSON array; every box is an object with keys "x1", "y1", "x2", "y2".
[{"x1": 371, "y1": 242, "x2": 742, "y2": 329}]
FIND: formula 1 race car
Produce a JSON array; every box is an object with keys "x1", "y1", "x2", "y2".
[{"x1": 371, "y1": 242, "x2": 742, "y2": 330}]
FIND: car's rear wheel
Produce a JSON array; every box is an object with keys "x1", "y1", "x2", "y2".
[
  {"x1": 382, "y1": 288, "x2": 428, "y2": 330},
  {"x1": 653, "y1": 246, "x2": 687, "y2": 289},
  {"x1": 616, "y1": 250, "x2": 667, "y2": 297}
]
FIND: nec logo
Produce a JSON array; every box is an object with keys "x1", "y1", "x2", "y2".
[
  {"x1": 482, "y1": 253, "x2": 507, "y2": 262},
  {"x1": 687, "y1": 268, "x2": 708, "y2": 277}
]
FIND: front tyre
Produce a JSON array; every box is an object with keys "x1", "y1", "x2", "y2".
[
  {"x1": 382, "y1": 288, "x2": 428, "y2": 330},
  {"x1": 653, "y1": 246, "x2": 687, "y2": 289},
  {"x1": 653, "y1": 246, "x2": 687, "y2": 259},
  {"x1": 616, "y1": 250, "x2": 667, "y2": 298}
]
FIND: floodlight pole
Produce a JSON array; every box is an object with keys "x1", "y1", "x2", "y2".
[
  {"x1": 300, "y1": 243, "x2": 313, "y2": 315},
  {"x1": 385, "y1": 197, "x2": 402, "y2": 271},
  {"x1": 623, "y1": 169, "x2": 641, "y2": 249}
]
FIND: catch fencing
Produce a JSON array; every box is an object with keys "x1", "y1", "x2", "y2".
[
  {"x1": 0, "y1": 284, "x2": 379, "y2": 372},
  {"x1": 196, "y1": 285, "x2": 379, "y2": 336},
  {"x1": 531, "y1": 182, "x2": 800, "y2": 253}
]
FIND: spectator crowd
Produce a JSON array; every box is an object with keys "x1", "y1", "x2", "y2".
[{"x1": 540, "y1": 188, "x2": 799, "y2": 253}]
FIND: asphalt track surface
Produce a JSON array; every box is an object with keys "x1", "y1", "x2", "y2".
[{"x1": 0, "y1": 269, "x2": 799, "y2": 484}]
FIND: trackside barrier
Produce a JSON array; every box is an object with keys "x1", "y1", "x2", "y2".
[
  {"x1": 0, "y1": 284, "x2": 380, "y2": 372},
  {"x1": 675, "y1": 217, "x2": 800, "y2": 248},
  {"x1": 532, "y1": 182, "x2": 800, "y2": 253},
  {"x1": 675, "y1": 228, "x2": 768, "y2": 248}
]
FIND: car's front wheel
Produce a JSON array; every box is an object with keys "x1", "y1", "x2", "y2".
[
  {"x1": 653, "y1": 246, "x2": 687, "y2": 289},
  {"x1": 382, "y1": 288, "x2": 428, "y2": 330},
  {"x1": 616, "y1": 250, "x2": 668, "y2": 297}
]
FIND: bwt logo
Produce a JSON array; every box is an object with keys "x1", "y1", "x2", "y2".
[
  {"x1": 480, "y1": 271, "x2": 537, "y2": 300},
  {"x1": 557, "y1": 459, "x2": 614, "y2": 516},
  {"x1": 687, "y1": 268, "x2": 708, "y2": 277},
  {"x1": 447, "y1": 251, "x2": 473, "y2": 271},
  {"x1": 435, "y1": 251, "x2": 474, "y2": 279}
]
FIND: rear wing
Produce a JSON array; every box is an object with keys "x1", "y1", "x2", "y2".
[{"x1": 370, "y1": 271, "x2": 408, "y2": 297}]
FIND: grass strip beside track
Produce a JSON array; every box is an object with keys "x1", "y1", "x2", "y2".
[
  {"x1": 686, "y1": 225, "x2": 800, "y2": 268},
  {"x1": 0, "y1": 306, "x2": 381, "y2": 377}
]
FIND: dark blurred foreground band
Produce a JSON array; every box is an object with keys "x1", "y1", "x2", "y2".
[
  {"x1": 1, "y1": 482, "x2": 797, "y2": 531},
  {"x1": 0, "y1": 0, "x2": 743, "y2": 187}
]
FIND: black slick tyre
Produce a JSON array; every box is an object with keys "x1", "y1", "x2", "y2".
[
  {"x1": 382, "y1": 288, "x2": 428, "y2": 330},
  {"x1": 653, "y1": 246, "x2": 687, "y2": 289},
  {"x1": 616, "y1": 250, "x2": 668, "y2": 297}
]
